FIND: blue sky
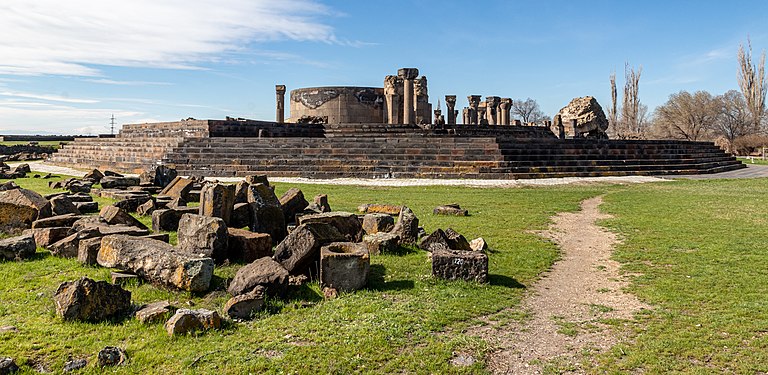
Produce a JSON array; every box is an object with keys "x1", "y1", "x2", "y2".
[{"x1": 0, "y1": 0, "x2": 766, "y2": 134}]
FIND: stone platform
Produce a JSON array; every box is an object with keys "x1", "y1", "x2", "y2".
[{"x1": 50, "y1": 119, "x2": 745, "y2": 179}]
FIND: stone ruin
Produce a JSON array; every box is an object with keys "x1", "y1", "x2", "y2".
[{"x1": 554, "y1": 96, "x2": 610, "y2": 139}]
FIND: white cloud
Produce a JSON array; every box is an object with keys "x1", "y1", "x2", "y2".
[
  {"x1": 85, "y1": 79, "x2": 171, "y2": 86},
  {"x1": 0, "y1": 0, "x2": 336, "y2": 76},
  {"x1": 0, "y1": 90, "x2": 99, "y2": 104},
  {"x1": 0, "y1": 101, "x2": 143, "y2": 134}
]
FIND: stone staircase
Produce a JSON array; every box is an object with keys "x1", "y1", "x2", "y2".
[{"x1": 50, "y1": 137, "x2": 184, "y2": 173}]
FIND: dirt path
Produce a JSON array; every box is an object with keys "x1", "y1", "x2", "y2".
[{"x1": 470, "y1": 196, "x2": 650, "y2": 374}]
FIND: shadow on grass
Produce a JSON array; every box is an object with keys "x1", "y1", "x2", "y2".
[
  {"x1": 386, "y1": 245, "x2": 418, "y2": 256},
  {"x1": 366, "y1": 264, "x2": 415, "y2": 291},
  {"x1": 488, "y1": 274, "x2": 525, "y2": 289}
]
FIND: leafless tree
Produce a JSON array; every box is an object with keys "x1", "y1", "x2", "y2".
[
  {"x1": 714, "y1": 90, "x2": 752, "y2": 146},
  {"x1": 619, "y1": 63, "x2": 642, "y2": 138},
  {"x1": 738, "y1": 38, "x2": 767, "y2": 130},
  {"x1": 511, "y1": 98, "x2": 546, "y2": 123},
  {"x1": 608, "y1": 71, "x2": 618, "y2": 132},
  {"x1": 653, "y1": 90, "x2": 720, "y2": 141}
]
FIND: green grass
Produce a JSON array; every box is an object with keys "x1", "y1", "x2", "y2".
[
  {"x1": 737, "y1": 157, "x2": 768, "y2": 165},
  {"x1": 0, "y1": 174, "x2": 601, "y2": 374},
  {"x1": 0, "y1": 141, "x2": 67, "y2": 148}
]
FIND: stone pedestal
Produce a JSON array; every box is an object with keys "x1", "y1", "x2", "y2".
[
  {"x1": 445, "y1": 95, "x2": 457, "y2": 125},
  {"x1": 275, "y1": 85, "x2": 286, "y2": 124}
]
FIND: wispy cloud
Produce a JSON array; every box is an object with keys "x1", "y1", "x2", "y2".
[
  {"x1": 85, "y1": 79, "x2": 172, "y2": 86},
  {"x1": 0, "y1": 0, "x2": 337, "y2": 76},
  {"x1": 0, "y1": 90, "x2": 99, "y2": 104},
  {"x1": 0, "y1": 101, "x2": 143, "y2": 134},
  {"x1": 681, "y1": 46, "x2": 733, "y2": 67}
]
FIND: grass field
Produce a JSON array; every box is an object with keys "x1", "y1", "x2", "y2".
[
  {"x1": 1, "y1": 172, "x2": 767, "y2": 374},
  {"x1": 0, "y1": 141, "x2": 66, "y2": 148},
  {"x1": 737, "y1": 157, "x2": 768, "y2": 166}
]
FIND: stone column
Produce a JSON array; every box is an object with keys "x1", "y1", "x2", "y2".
[
  {"x1": 485, "y1": 96, "x2": 500, "y2": 125},
  {"x1": 467, "y1": 95, "x2": 481, "y2": 125},
  {"x1": 499, "y1": 98, "x2": 512, "y2": 125},
  {"x1": 445, "y1": 95, "x2": 457, "y2": 125},
  {"x1": 384, "y1": 75, "x2": 400, "y2": 124},
  {"x1": 462, "y1": 108, "x2": 470, "y2": 124},
  {"x1": 398, "y1": 68, "x2": 419, "y2": 125},
  {"x1": 275, "y1": 85, "x2": 286, "y2": 124}
]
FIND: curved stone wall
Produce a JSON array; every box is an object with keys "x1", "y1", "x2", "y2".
[{"x1": 289, "y1": 86, "x2": 385, "y2": 124}]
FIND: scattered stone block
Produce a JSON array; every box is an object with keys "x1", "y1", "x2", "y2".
[
  {"x1": 433, "y1": 204, "x2": 469, "y2": 216},
  {"x1": 0, "y1": 181, "x2": 19, "y2": 191},
  {"x1": 0, "y1": 234, "x2": 36, "y2": 261},
  {"x1": 444, "y1": 228, "x2": 472, "y2": 251},
  {"x1": 135, "y1": 301, "x2": 172, "y2": 324},
  {"x1": 63, "y1": 358, "x2": 87, "y2": 372},
  {"x1": 230, "y1": 202, "x2": 251, "y2": 228},
  {"x1": 177, "y1": 214, "x2": 228, "y2": 262},
  {"x1": 31, "y1": 213, "x2": 82, "y2": 229},
  {"x1": 298, "y1": 212, "x2": 363, "y2": 242},
  {"x1": 279, "y1": 187, "x2": 308, "y2": 224},
  {"x1": 23, "y1": 227, "x2": 70, "y2": 247},
  {"x1": 136, "y1": 199, "x2": 155, "y2": 216},
  {"x1": 104, "y1": 170, "x2": 122, "y2": 177},
  {"x1": 0, "y1": 358, "x2": 19, "y2": 374},
  {"x1": 97, "y1": 346, "x2": 126, "y2": 367},
  {"x1": 247, "y1": 183, "x2": 286, "y2": 243},
  {"x1": 50, "y1": 195, "x2": 80, "y2": 216},
  {"x1": 100, "y1": 176, "x2": 139, "y2": 189},
  {"x1": 233, "y1": 181, "x2": 250, "y2": 204},
  {"x1": 66, "y1": 180, "x2": 92, "y2": 193},
  {"x1": 139, "y1": 165, "x2": 177, "y2": 188},
  {"x1": 113, "y1": 196, "x2": 152, "y2": 213},
  {"x1": 53, "y1": 277, "x2": 132, "y2": 321},
  {"x1": 164, "y1": 309, "x2": 221, "y2": 336},
  {"x1": 0, "y1": 188, "x2": 52, "y2": 229},
  {"x1": 431, "y1": 249, "x2": 488, "y2": 283},
  {"x1": 83, "y1": 169, "x2": 104, "y2": 182},
  {"x1": 98, "y1": 235, "x2": 214, "y2": 292},
  {"x1": 100, "y1": 205, "x2": 147, "y2": 229},
  {"x1": 228, "y1": 257, "x2": 289, "y2": 297},
  {"x1": 470, "y1": 237, "x2": 488, "y2": 252},
  {"x1": 111, "y1": 272, "x2": 139, "y2": 286},
  {"x1": 419, "y1": 228, "x2": 471, "y2": 252},
  {"x1": 228, "y1": 228, "x2": 272, "y2": 263},
  {"x1": 49, "y1": 229, "x2": 100, "y2": 258},
  {"x1": 362, "y1": 232, "x2": 400, "y2": 255},
  {"x1": 358, "y1": 203, "x2": 402, "y2": 215},
  {"x1": 74, "y1": 201, "x2": 99, "y2": 214},
  {"x1": 362, "y1": 213, "x2": 395, "y2": 235},
  {"x1": 77, "y1": 236, "x2": 103, "y2": 265},
  {"x1": 272, "y1": 223, "x2": 346, "y2": 275},
  {"x1": 391, "y1": 206, "x2": 419, "y2": 244},
  {"x1": 224, "y1": 286, "x2": 265, "y2": 320},
  {"x1": 199, "y1": 183, "x2": 235, "y2": 224},
  {"x1": 159, "y1": 177, "x2": 195, "y2": 200},
  {"x1": 142, "y1": 233, "x2": 170, "y2": 242},
  {"x1": 306, "y1": 194, "x2": 331, "y2": 213},
  {"x1": 150, "y1": 207, "x2": 198, "y2": 232},
  {"x1": 167, "y1": 196, "x2": 187, "y2": 208},
  {"x1": 245, "y1": 174, "x2": 269, "y2": 186},
  {"x1": 320, "y1": 242, "x2": 370, "y2": 293}
]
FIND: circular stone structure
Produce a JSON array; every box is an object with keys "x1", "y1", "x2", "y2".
[{"x1": 289, "y1": 86, "x2": 384, "y2": 124}]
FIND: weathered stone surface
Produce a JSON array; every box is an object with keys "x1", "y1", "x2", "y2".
[
  {"x1": 0, "y1": 357, "x2": 19, "y2": 374},
  {"x1": 357, "y1": 203, "x2": 402, "y2": 215},
  {"x1": 74, "y1": 201, "x2": 99, "y2": 214},
  {"x1": 469, "y1": 237, "x2": 488, "y2": 252},
  {"x1": 306, "y1": 194, "x2": 331, "y2": 213},
  {"x1": 245, "y1": 174, "x2": 269, "y2": 186},
  {"x1": 104, "y1": 170, "x2": 123, "y2": 177},
  {"x1": 0, "y1": 188, "x2": 52, "y2": 229},
  {"x1": 230, "y1": 202, "x2": 251, "y2": 228},
  {"x1": 233, "y1": 181, "x2": 249, "y2": 204},
  {"x1": 177, "y1": 214, "x2": 228, "y2": 262},
  {"x1": 48, "y1": 229, "x2": 100, "y2": 258},
  {"x1": 279, "y1": 187, "x2": 308, "y2": 224},
  {"x1": 50, "y1": 195, "x2": 81, "y2": 216},
  {"x1": 391, "y1": 206, "x2": 419, "y2": 244},
  {"x1": 97, "y1": 346, "x2": 126, "y2": 367},
  {"x1": 53, "y1": 277, "x2": 132, "y2": 321},
  {"x1": 164, "y1": 309, "x2": 221, "y2": 336},
  {"x1": 83, "y1": 168, "x2": 104, "y2": 182},
  {"x1": 111, "y1": 272, "x2": 139, "y2": 286},
  {"x1": 199, "y1": 183, "x2": 235, "y2": 225},
  {"x1": 0, "y1": 181, "x2": 19, "y2": 191},
  {"x1": 66, "y1": 193, "x2": 93, "y2": 203},
  {"x1": 151, "y1": 207, "x2": 198, "y2": 232},
  {"x1": 23, "y1": 227, "x2": 69, "y2": 247},
  {"x1": 167, "y1": 196, "x2": 187, "y2": 208},
  {"x1": 100, "y1": 205, "x2": 147, "y2": 229},
  {"x1": 247, "y1": 183, "x2": 286, "y2": 243},
  {"x1": 224, "y1": 286, "x2": 265, "y2": 320},
  {"x1": 142, "y1": 233, "x2": 170, "y2": 242},
  {"x1": 136, "y1": 199, "x2": 155, "y2": 216},
  {"x1": 139, "y1": 165, "x2": 177, "y2": 188},
  {"x1": 362, "y1": 232, "x2": 400, "y2": 255},
  {"x1": 228, "y1": 257, "x2": 289, "y2": 297},
  {"x1": 0, "y1": 235, "x2": 36, "y2": 261},
  {"x1": 100, "y1": 176, "x2": 140, "y2": 189},
  {"x1": 113, "y1": 196, "x2": 152, "y2": 213},
  {"x1": 135, "y1": 301, "x2": 172, "y2": 324},
  {"x1": 320, "y1": 242, "x2": 370, "y2": 293},
  {"x1": 431, "y1": 249, "x2": 488, "y2": 283},
  {"x1": 228, "y1": 228, "x2": 272, "y2": 263},
  {"x1": 298, "y1": 212, "x2": 363, "y2": 242},
  {"x1": 66, "y1": 180, "x2": 92, "y2": 194},
  {"x1": 444, "y1": 228, "x2": 472, "y2": 251},
  {"x1": 362, "y1": 213, "x2": 395, "y2": 235},
  {"x1": 556, "y1": 96, "x2": 609, "y2": 138},
  {"x1": 31, "y1": 213, "x2": 82, "y2": 229},
  {"x1": 63, "y1": 358, "x2": 87, "y2": 372},
  {"x1": 77, "y1": 236, "x2": 103, "y2": 265},
  {"x1": 433, "y1": 204, "x2": 468, "y2": 216},
  {"x1": 419, "y1": 228, "x2": 471, "y2": 252},
  {"x1": 159, "y1": 177, "x2": 195, "y2": 200},
  {"x1": 98, "y1": 235, "x2": 214, "y2": 292},
  {"x1": 272, "y1": 223, "x2": 346, "y2": 275}
]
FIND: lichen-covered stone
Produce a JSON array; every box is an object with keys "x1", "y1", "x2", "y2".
[
  {"x1": 298, "y1": 212, "x2": 363, "y2": 242},
  {"x1": 53, "y1": 277, "x2": 132, "y2": 321},
  {"x1": 177, "y1": 214, "x2": 228, "y2": 262},
  {"x1": 320, "y1": 242, "x2": 370, "y2": 293},
  {"x1": 431, "y1": 249, "x2": 488, "y2": 283},
  {"x1": 272, "y1": 223, "x2": 346, "y2": 275},
  {"x1": 391, "y1": 206, "x2": 419, "y2": 244},
  {"x1": 361, "y1": 213, "x2": 394, "y2": 235},
  {"x1": 279, "y1": 187, "x2": 308, "y2": 224},
  {"x1": 199, "y1": 183, "x2": 235, "y2": 225},
  {"x1": 228, "y1": 257, "x2": 289, "y2": 297},
  {"x1": 224, "y1": 286, "x2": 265, "y2": 320},
  {"x1": 0, "y1": 235, "x2": 36, "y2": 261},
  {"x1": 164, "y1": 309, "x2": 221, "y2": 336},
  {"x1": 228, "y1": 228, "x2": 272, "y2": 263}
]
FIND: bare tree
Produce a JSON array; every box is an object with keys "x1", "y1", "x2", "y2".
[
  {"x1": 737, "y1": 38, "x2": 767, "y2": 130},
  {"x1": 619, "y1": 63, "x2": 642, "y2": 138},
  {"x1": 653, "y1": 90, "x2": 720, "y2": 141},
  {"x1": 714, "y1": 90, "x2": 752, "y2": 147},
  {"x1": 608, "y1": 71, "x2": 618, "y2": 133},
  {"x1": 511, "y1": 98, "x2": 546, "y2": 123}
]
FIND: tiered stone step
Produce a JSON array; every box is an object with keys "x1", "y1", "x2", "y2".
[{"x1": 50, "y1": 137, "x2": 184, "y2": 173}]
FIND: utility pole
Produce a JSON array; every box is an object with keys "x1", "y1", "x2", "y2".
[{"x1": 110, "y1": 114, "x2": 115, "y2": 135}]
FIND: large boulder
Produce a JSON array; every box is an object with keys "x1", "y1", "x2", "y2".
[
  {"x1": 98, "y1": 235, "x2": 214, "y2": 292},
  {"x1": 555, "y1": 96, "x2": 609, "y2": 138},
  {"x1": 99, "y1": 205, "x2": 147, "y2": 229},
  {"x1": 233, "y1": 181, "x2": 250, "y2": 204},
  {"x1": 0, "y1": 234, "x2": 36, "y2": 261},
  {"x1": 227, "y1": 228, "x2": 272, "y2": 263},
  {"x1": 391, "y1": 206, "x2": 419, "y2": 244},
  {"x1": 320, "y1": 242, "x2": 370, "y2": 293},
  {"x1": 159, "y1": 177, "x2": 195, "y2": 200},
  {"x1": 139, "y1": 165, "x2": 177, "y2": 188},
  {"x1": 31, "y1": 213, "x2": 83, "y2": 229},
  {"x1": 83, "y1": 169, "x2": 104, "y2": 182},
  {"x1": 431, "y1": 249, "x2": 488, "y2": 283},
  {"x1": 164, "y1": 309, "x2": 221, "y2": 336},
  {"x1": 151, "y1": 207, "x2": 198, "y2": 232},
  {"x1": 113, "y1": 196, "x2": 153, "y2": 213},
  {"x1": 228, "y1": 257, "x2": 289, "y2": 297},
  {"x1": 50, "y1": 195, "x2": 81, "y2": 216},
  {"x1": 23, "y1": 227, "x2": 70, "y2": 247},
  {"x1": 224, "y1": 286, "x2": 265, "y2": 320},
  {"x1": 177, "y1": 214, "x2": 228, "y2": 262},
  {"x1": 199, "y1": 183, "x2": 235, "y2": 225},
  {"x1": 362, "y1": 232, "x2": 400, "y2": 255},
  {"x1": 272, "y1": 223, "x2": 347, "y2": 275},
  {"x1": 0, "y1": 188, "x2": 52, "y2": 229},
  {"x1": 298, "y1": 212, "x2": 363, "y2": 242},
  {"x1": 279, "y1": 187, "x2": 308, "y2": 224},
  {"x1": 247, "y1": 183, "x2": 286, "y2": 243},
  {"x1": 53, "y1": 277, "x2": 132, "y2": 321},
  {"x1": 362, "y1": 213, "x2": 395, "y2": 235},
  {"x1": 48, "y1": 229, "x2": 100, "y2": 258},
  {"x1": 230, "y1": 203, "x2": 251, "y2": 229}
]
